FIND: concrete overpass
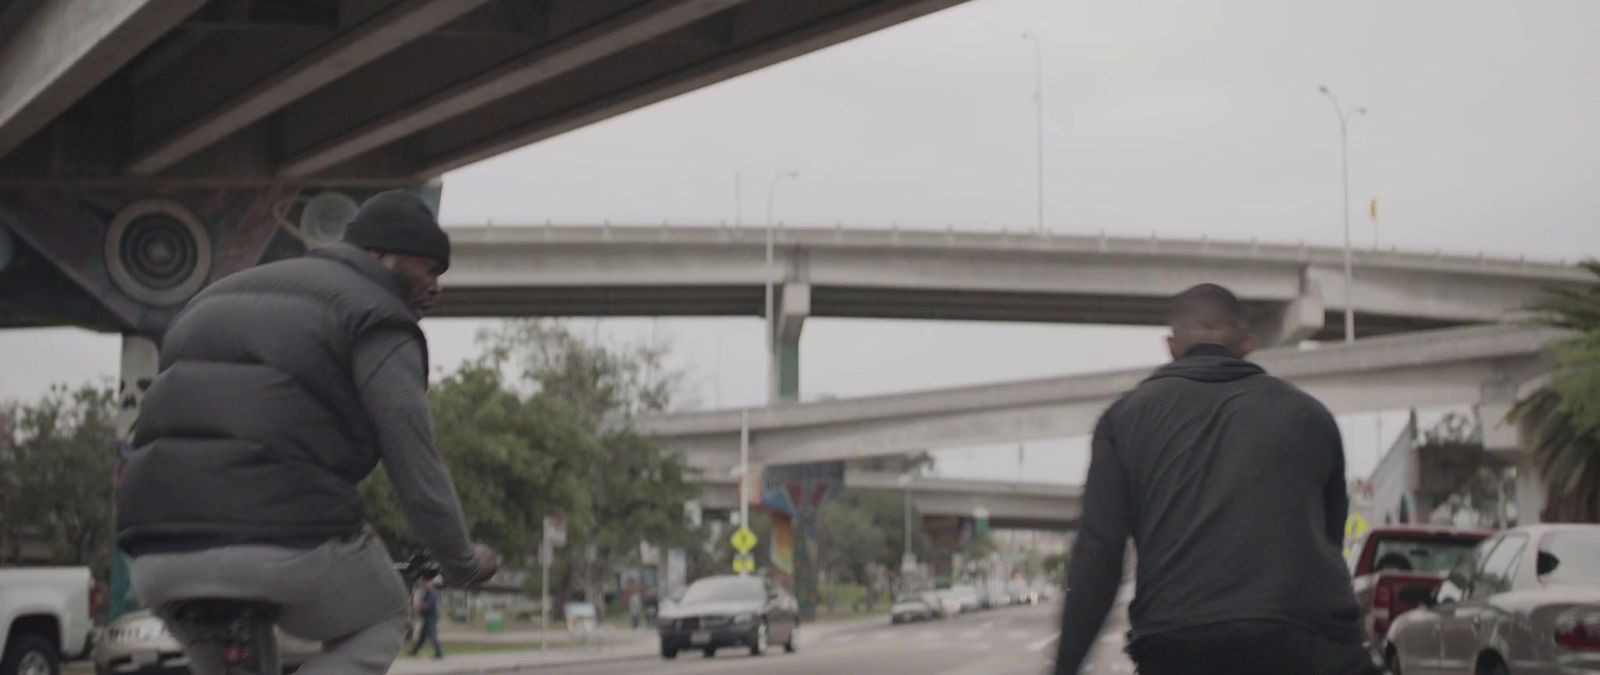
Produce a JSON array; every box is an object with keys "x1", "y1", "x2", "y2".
[
  {"x1": 438, "y1": 224, "x2": 1584, "y2": 398},
  {"x1": 440, "y1": 224, "x2": 1584, "y2": 341},
  {"x1": 635, "y1": 322, "x2": 1561, "y2": 473},
  {"x1": 699, "y1": 470, "x2": 1082, "y2": 531}
]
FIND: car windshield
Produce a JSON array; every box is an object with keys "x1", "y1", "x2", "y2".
[
  {"x1": 1369, "y1": 536, "x2": 1481, "y2": 574},
  {"x1": 893, "y1": 595, "x2": 924, "y2": 605},
  {"x1": 680, "y1": 577, "x2": 764, "y2": 605},
  {"x1": 1538, "y1": 530, "x2": 1600, "y2": 585}
]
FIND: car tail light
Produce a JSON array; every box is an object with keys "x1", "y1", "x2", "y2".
[
  {"x1": 89, "y1": 579, "x2": 102, "y2": 619},
  {"x1": 1555, "y1": 614, "x2": 1600, "y2": 650},
  {"x1": 1372, "y1": 583, "x2": 1392, "y2": 636}
]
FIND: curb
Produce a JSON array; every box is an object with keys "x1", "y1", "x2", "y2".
[{"x1": 391, "y1": 647, "x2": 657, "y2": 674}]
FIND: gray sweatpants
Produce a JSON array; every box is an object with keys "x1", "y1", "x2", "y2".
[{"x1": 131, "y1": 529, "x2": 409, "y2": 674}]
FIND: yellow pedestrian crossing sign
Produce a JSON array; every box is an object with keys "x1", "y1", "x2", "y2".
[
  {"x1": 732, "y1": 553, "x2": 756, "y2": 574},
  {"x1": 730, "y1": 526, "x2": 757, "y2": 553}
]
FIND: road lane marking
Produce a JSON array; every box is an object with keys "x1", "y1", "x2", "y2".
[{"x1": 1027, "y1": 631, "x2": 1060, "y2": 652}]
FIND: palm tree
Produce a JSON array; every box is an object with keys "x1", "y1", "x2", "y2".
[{"x1": 1510, "y1": 260, "x2": 1600, "y2": 523}]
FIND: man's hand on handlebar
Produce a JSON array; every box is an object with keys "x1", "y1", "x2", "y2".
[{"x1": 448, "y1": 543, "x2": 499, "y2": 587}]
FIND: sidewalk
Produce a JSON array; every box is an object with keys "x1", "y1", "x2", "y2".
[
  {"x1": 390, "y1": 629, "x2": 656, "y2": 675},
  {"x1": 388, "y1": 613, "x2": 889, "y2": 674}
]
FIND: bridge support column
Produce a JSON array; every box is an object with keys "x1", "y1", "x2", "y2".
[
  {"x1": 109, "y1": 334, "x2": 157, "y2": 620},
  {"x1": 771, "y1": 283, "x2": 809, "y2": 402},
  {"x1": 769, "y1": 282, "x2": 825, "y2": 617},
  {"x1": 1481, "y1": 373, "x2": 1548, "y2": 524},
  {"x1": 1249, "y1": 275, "x2": 1325, "y2": 347}
]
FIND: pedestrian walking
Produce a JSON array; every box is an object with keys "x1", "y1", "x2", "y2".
[
  {"x1": 410, "y1": 575, "x2": 444, "y2": 659},
  {"x1": 1053, "y1": 284, "x2": 1382, "y2": 675}
]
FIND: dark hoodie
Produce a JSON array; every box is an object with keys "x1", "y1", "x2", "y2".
[{"x1": 1054, "y1": 344, "x2": 1362, "y2": 673}]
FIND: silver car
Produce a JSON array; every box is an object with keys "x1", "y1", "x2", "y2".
[
  {"x1": 1383, "y1": 524, "x2": 1600, "y2": 675},
  {"x1": 94, "y1": 609, "x2": 321, "y2": 674},
  {"x1": 890, "y1": 595, "x2": 935, "y2": 624}
]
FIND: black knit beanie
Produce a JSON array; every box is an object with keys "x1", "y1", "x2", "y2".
[{"x1": 341, "y1": 190, "x2": 451, "y2": 272}]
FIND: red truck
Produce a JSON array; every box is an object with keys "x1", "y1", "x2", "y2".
[{"x1": 1346, "y1": 525, "x2": 1492, "y2": 649}]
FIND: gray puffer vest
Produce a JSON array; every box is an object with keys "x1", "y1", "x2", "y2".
[{"x1": 116, "y1": 244, "x2": 424, "y2": 554}]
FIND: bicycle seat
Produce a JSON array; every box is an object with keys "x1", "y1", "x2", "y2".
[{"x1": 162, "y1": 600, "x2": 280, "y2": 639}]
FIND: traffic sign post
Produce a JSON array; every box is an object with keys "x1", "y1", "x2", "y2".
[
  {"x1": 541, "y1": 516, "x2": 566, "y2": 652},
  {"x1": 730, "y1": 526, "x2": 758, "y2": 574},
  {"x1": 730, "y1": 526, "x2": 757, "y2": 553}
]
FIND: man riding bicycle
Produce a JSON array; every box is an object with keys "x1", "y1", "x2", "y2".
[{"x1": 115, "y1": 190, "x2": 499, "y2": 674}]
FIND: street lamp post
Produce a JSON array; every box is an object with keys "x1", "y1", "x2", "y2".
[
  {"x1": 739, "y1": 411, "x2": 750, "y2": 532},
  {"x1": 765, "y1": 170, "x2": 799, "y2": 403},
  {"x1": 897, "y1": 473, "x2": 914, "y2": 578},
  {"x1": 1317, "y1": 85, "x2": 1365, "y2": 344},
  {"x1": 1023, "y1": 33, "x2": 1044, "y2": 234}
]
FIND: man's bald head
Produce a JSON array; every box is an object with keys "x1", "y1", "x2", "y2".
[{"x1": 1166, "y1": 283, "x2": 1257, "y2": 359}]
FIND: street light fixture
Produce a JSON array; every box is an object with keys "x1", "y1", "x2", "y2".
[
  {"x1": 1317, "y1": 85, "x2": 1366, "y2": 344},
  {"x1": 765, "y1": 170, "x2": 800, "y2": 403}
]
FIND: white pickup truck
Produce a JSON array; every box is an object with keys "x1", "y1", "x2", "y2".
[{"x1": 0, "y1": 567, "x2": 93, "y2": 675}]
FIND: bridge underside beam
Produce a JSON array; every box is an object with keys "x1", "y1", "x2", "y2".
[
  {"x1": 127, "y1": 0, "x2": 496, "y2": 175},
  {"x1": 0, "y1": 0, "x2": 205, "y2": 157},
  {"x1": 2, "y1": 0, "x2": 972, "y2": 185}
]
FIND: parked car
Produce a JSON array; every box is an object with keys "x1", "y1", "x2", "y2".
[
  {"x1": 1383, "y1": 524, "x2": 1600, "y2": 675},
  {"x1": 922, "y1": 591, "x2": 962, "y2": 619},
  {"x1": 890, "y1": 595, "x2": 935, "y2": 624},
  {"x1": 92, "y1": 608, "x2": 321, "y2": 674},
  {"x1": 978, "y1": 581, "x2": 1011, "y2": 610},
  {"x1": 1031, "y1": 581, "x2": 1057, "y2": 603},
  {"x1": 656, "y1": 575, "x2": 799, "y2": 660},
  {"x1": 1346, "y1": 525, "x2": 1491, "y2": 653},
  {"x1": 1, "y1": 566, "x2": 93, "y2": 675},
  {"x1": 945, "y1": 585, "x2": 981, "y2": 613},
  {"x1": 1007, "y1": 579, "x2": 1039, "y2": 605}
]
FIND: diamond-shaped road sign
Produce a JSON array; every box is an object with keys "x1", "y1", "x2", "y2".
[
  {"x1": 730, "y1": 526, "x2": 757, "y2": 553},
  {"x1": 732, "y1": 553, "x2": 756, "y2": 574}
]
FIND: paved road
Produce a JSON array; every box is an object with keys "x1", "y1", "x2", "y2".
[
  {"x1": 63, "y1": 589, "x2": 1143, "y2": 675},
  {"x1": 533, "y1": 603, "x2": 1090, "y2": 675}
]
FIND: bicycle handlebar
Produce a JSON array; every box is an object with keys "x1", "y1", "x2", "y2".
[{"x1": 395, "y1": 551, "x2": 443, "y2": 585}]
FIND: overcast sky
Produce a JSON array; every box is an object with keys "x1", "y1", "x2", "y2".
[{"x1": 4, "y1": 0, "x2": 1598, "y2": 485}]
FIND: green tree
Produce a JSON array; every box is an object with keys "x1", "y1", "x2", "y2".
[
  {"x1": 1511, "y1": 260, "x2": 1600, "y2": 522},
  {"x1": 360, "y1": 360, "x2": 598, "y2": 559},
  {"x1": 816, "y1": 491, "x2": 932, "y2": 584},
  {"x1": 1042, "y1": 552, "x2": 1069, "y2": 583},
  {"x1": 0, "y1": 385, "x2": 117, "y2": 577},
  {"x1": 361, "y1": 319, "x2": 699, "y2": 611},
  {"x1": 818, "y1": 499, "x2": 888, "y2": 585}
]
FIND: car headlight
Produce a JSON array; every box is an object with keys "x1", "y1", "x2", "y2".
[{"x1": 733, "y1": 613, "x2": 755, "y2": 625}]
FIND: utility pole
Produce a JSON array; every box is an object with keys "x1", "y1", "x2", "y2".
[{"x1": 1023, "y1": 33, "x2": 1045, "y2": 234}]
